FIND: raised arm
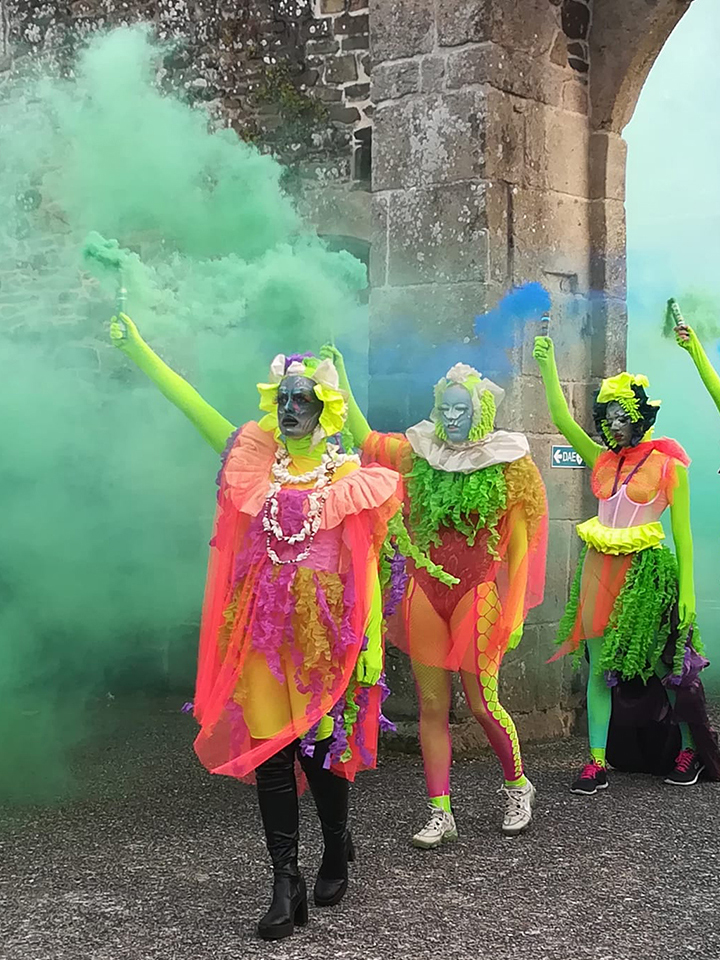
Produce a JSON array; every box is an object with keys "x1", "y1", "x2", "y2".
[
  {"x1": 532, "y1": 336, "x2": 602, "y2": 468},
  {"x1": 319, "y1": 344, "x2": 371, "y2": 445},
  {"x1": 675, "y1": 323, "x2": 720, "y2": 416},
  {"x1": 111, "y1": 314, "x2": 236, "y2": 454},
  {"x1": 669, "y1": 465, "x2": 695, "y2": 631}
]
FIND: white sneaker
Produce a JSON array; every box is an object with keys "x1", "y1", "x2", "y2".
[
  {"x1": 499, "y1": 780, "x2": 536, "y2": 836},
  {"x1": 411, "y1": 805, "x2": 458, "y2": 849}
]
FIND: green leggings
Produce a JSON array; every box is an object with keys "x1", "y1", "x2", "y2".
[{"x1": 586, "y1": 637, "x2": 693, "y2": 755}]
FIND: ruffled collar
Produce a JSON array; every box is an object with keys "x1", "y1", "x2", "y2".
[
  {"x1": 221, "y1": 422, "x2": 400, "y2": 528},
  {"x1": 599, "y1": 437, "x2": 690, "y2": 468},
  {"x1": 405, "y1": 419, "x2": 529, "y2": 474}
]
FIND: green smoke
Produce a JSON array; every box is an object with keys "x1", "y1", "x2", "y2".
[
  {"x1": 626, "y1": 0, "x2": 720, "y2": 692},
  {"x1": 0, "y1": 24, "x2": 367, "y2": 802}
]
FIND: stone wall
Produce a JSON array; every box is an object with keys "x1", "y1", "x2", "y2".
[
  {"x1": 369, "y1": 0, "x2": 695, "y2": 743},
  {"x1": 0, "y1": 0, "x2": 698, "y2": 743},
  {"x1": 0, "y1": 0, "x2": 369, "y2": 197}
]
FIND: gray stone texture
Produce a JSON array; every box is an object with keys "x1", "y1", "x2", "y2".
[
  {"x1": 373, "y1": 90, "x2": 486, "y2": 191},
  {"x1": 369, "y1": 0, "x2": 434, "y2": 60}
]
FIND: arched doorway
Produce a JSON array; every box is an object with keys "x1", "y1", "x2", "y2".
[{"x1": 625, "y1": 0, "x2": 720, "y2": 687}]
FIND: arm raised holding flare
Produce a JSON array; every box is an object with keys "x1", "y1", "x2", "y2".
[
  {"x1": 532, "y1": 335, "x2": 603, "y2": 468},
  {"x1": 671, "y1": 302, "x2": 720, "y2": 416},
  {"x1": 533, "y1": 332, "x2": 718, "y2": 793},
  {"x1": 110, "y1": 313, "x2": 236, "y2": 453},
  {"x1": 106, "y1": 310, "x2": 410, "y2": 940},
  {"x1": 320, "y1": 342, "x2": 549, "y2": 842}
]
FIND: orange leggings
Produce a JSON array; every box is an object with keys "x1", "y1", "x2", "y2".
[{"x1": 404, "y1": 580, "x2": 524, "y2": 793}]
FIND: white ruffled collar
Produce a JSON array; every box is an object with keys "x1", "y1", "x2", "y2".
[{"x1": 405, "y1": 420, "x2": 529, "y2": 474}]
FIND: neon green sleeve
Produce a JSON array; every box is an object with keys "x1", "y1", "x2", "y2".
[
  {"x1": 533, "y1": 336, "x2": 602, "y2": 468},
  {"x1": 318, "y1": 344, "x2": 371, "y2": 445},
  {"x1": 669, "y1": 465, "x2": 696, "y2": 630},
  {"x1": 113, "y1": 315, "x2": 236, "y2": 454},
  {"x1": 680, "y1": 326, "x2": 720, "y2": 415},
  {"x1": 355, "y1": 568, "x2": 383, "y2": 687}
]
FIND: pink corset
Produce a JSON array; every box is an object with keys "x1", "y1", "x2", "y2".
[{"x1": 598, "y1": 485, "x2": 668, "y2": 529}]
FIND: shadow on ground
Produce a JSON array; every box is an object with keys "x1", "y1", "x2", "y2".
[{"x1": 1, "y1": 697, "x2": 719, "y2": 960}]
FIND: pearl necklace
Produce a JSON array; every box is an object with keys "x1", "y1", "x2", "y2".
[{"x1": 262, "y1": 444, "x2": 359, "y2": 565}]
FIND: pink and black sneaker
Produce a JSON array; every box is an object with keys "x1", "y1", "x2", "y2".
[
  {"x1": 570, "y1": 760, "x2": 608, "y2": 796},
  {"x1": 665, "y1": 749, "x2": 705, "y2": 786}
]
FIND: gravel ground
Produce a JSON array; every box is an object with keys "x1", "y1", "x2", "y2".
[{"x1": 1, "y1": 697, "x2": 719, "y2": 960}]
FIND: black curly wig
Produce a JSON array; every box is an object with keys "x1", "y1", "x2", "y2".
[{"x1": 593, "y1": 382, "x2": 660, "y2": 451}]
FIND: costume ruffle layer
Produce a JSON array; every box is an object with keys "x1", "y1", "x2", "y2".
[{"x1": 576, "y1": 516, "x2": 665, "y2": 555}]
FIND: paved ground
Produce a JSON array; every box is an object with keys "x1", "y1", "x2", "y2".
[{"x1": 1, "y1": 697, "x2": 719, "y2": 960}]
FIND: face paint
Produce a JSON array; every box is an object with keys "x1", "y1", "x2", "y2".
[
  {"x1": 438, "y1": 383, "x2": 474, "y2": 442},
  {"x1": 276, "y1": 375, "x2": 324, "y2": 440},
  {"x1": 605, "y1": 401, "x2": 634, "y2": 449}
]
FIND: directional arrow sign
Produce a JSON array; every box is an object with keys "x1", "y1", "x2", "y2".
[{"x1": 551, "y1": 445, "x2": 585, "y2": 468}]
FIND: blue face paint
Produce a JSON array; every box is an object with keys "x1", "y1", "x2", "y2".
[{"x1": 438, "y1": 383, "x2": 473, "y2": 442}]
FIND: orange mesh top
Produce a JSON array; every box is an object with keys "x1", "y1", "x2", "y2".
[{"x1": 591, "y1": 438, "x2": 690, "y2": 505}]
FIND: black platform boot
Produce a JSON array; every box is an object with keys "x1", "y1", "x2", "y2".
[
  {"x1": 255, "y1": 741, "x2": 308, "y2": 941},
  {"x1": 299, "y1": 737, "x2": 355, "y2": 907}
]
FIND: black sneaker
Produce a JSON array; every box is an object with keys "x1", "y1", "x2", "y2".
[
  {"x1": 665, "y1": 749, "x2": 705, "y2": 786},
  {"x1": 570, "y1": 760, "x2": 609, "y2": 795}
]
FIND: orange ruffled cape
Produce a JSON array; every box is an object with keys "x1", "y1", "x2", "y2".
[{"x1": 193, "y1": 422, "x2": 401, "y2": 781}]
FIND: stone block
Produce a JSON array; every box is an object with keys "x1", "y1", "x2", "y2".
[
  {"x1": 373, "y1": 90, "x2": 486, "y2": 191},
  {"x1": 334, "y1": 12, "x2": 369, "y2": 35},
  {"x1": 589, "y1": 130, "x2": 627, "y2": 201},
  {"x1": 562, "y1": 78, "x2": 589, "y2": 115},
  {"x1": 370, "y1": 193, "x2": 388, "y2": 286},
  {"x1": 589, "y1": 198, "x2": 627, "y2": 300},
  {"x1": 371, "y1": 59, "x2": 420, "y2": 102},
  {"x1": 420, "y1": 55, "x2": 446, "y2": 93},
  {"x1": 370, "y1": 0, "x2": 434, "y2": 61},
  {"x1": 324, "y1": 53, "x2": 358, "y2": 84},
  {"x1": 370, "y1": 280, "x2": 490, "y2": 345},
  {"x1": 569, "y1": 379, "x2": 600, "y2": 434},
  {"x1": 511, "y1": 186, "x2": 591, "y2": 293},
  {"x1": 386, "y1": 182, "x2": 489, "y2": 285},
  {"x1": 589, "y1": 296, "x2": 628, "y2": 378},
  {"x1": 438, "y1": 0, "x2": 558, "y2": 56},
  {"x1": 318, "y1": 0, "x2": 345, "y2": 13},
  {"x1": 481, "y1": 88, "x2": 526, "y2": 185},
  {"x1": 532, "y1": 519, "x2": 572, "y2": 624},
  {"x1": 306, "y1": 37, "x2": 340, "y2": 56},
  {"x1": 523, "y1": 101, "x2": 590, "y2": 198},
  {"x1": 326, "y1": 102, "x2": 361, "y2": 123},
  {"x1": 446, "y1": 42, "x2": 563, "y2": 109},
  {"x1": 436, "y1": 0, "x2": 492, "y2": 47},
  {"x1": 341, "y1": 35, "x2": 370, "y2": 51},
  {"x1": 562, "y1": 0, "x2": 591, "y2": 40},
  {"x1": 345, "y1": 82, "x2": 371, "y2": 99},
  {"x1": 526, "y1": 435, "x2": 594, "y2": 520},
  {"x1": 518, "y1": 373, "x2": 557, "y2": 436},
  {"x1": 520, "y1": 292, "x2": 592, "y2": 376}
]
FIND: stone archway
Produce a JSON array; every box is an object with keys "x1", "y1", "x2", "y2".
[{"x1": 367, "y1": 0, "x2": 696, "y2": 739}]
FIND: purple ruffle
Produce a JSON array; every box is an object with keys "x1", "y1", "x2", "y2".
[
  {"x1": 663, "y1": 644, "x2": 710, "y2": 690},
  {"x1": 181, "y1": 701, "x2": 194, "y2": 714},
  {"x1": 378, "y1": 672, "x2": 397, "y2": 734},
  {"x1": 383, "y1": 545, "x2": 409, "y2": 619},
  {"x1": 353, "y1": 688, "x2": 374, "y2": 767},
  {"x1": 285, "y1": 353, "x2": 313, "y2": 369},
  {"x1": 215, "y1": 426, "x2": 243, "y2": 495}
]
